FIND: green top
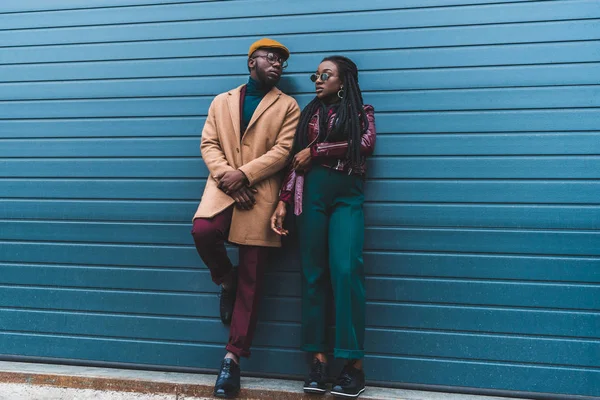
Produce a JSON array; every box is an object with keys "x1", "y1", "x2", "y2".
[{"x1": 242, "y1": 77, "x2": 269, "y2": 133}]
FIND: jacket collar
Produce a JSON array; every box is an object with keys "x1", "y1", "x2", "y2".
[{"x1": 226, "y1": 84, "x2": 281, "y2": 138}]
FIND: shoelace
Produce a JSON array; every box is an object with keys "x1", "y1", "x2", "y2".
[
  {"x1": 221, "y1": 360, "x2": 232, "y2": 375},
  {"x1": 309, "y1": 359, "x2": 325, "y2": 381},
  {"x1": 218, "y1": 285, "x2": 235, "y2": 300},
  {"x1": 336, "y1": 367, "x2": 354, "y2": 386}
]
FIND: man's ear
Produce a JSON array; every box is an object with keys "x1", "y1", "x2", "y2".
[{"x1": 248, "y1": 57, "x2": 255, "y2": 71}]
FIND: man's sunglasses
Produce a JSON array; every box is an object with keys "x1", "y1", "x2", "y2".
[{"x1": 310, "y1": 73, "x2": 331, "y2": 82}]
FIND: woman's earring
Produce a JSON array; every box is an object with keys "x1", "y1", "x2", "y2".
[{"x1": 337, "y1": 86, "x2": 345, "y2": 99}]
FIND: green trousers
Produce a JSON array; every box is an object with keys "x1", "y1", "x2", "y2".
[{"x1": 297, "y1": 165, "x2": 366, "y2": 360}]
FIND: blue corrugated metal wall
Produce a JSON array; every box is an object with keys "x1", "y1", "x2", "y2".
[{"x1": 0, "y1": 0, "x2": 599, "y2": 397}]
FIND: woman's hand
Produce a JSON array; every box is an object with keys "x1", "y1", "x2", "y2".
[
  {"x1": 270, "y1": 201, "x2": 289, "y2": 236},
  {"x1": 292, "y1": 148, "x2": 312, "y2": 171}
]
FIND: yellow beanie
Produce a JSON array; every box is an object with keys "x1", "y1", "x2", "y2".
[{"x1": 248, "y1": 38, "x2": 290, "y2": 59}]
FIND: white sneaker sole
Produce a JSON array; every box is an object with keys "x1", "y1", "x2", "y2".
[
  {"x1": 303, "y1": 386, "x2": 327, "y2": 394},
  {"x1": 331, "y1": 387, "x2": 366, "y2": 398},
  {"x1": 304, "y1": 387, "x2": 327, "y2": 394}
]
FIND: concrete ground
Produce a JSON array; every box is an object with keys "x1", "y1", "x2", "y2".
[
  {"x1": 0, "y1": 361, "x2": 528, "y2": 400},
  {"x1": 0, "y1": 383, "x2": 210, "y2": 400}
]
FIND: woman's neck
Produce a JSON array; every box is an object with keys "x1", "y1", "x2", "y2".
[{"x1": 320, "y1": 96, "x2": 340, "y2": 106}]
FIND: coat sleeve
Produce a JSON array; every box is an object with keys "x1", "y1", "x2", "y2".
[
  {"x1": 200, "y1": 99, "x2": 236, "y2": 180},
  {"x1": 238, "y1": 100, "x2": 301, "y2": 186},
  {"x1": 310, "y1": 104, "x2": 376, "y2": 159}
]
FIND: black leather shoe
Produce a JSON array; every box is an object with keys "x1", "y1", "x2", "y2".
[
  {"x1": 219, "y1": 268, "x2": 238, "y2": 325},
  {"x1": 213, "y1": 358, "x2": 241, "y2": 398},
  {"x1": 303, "y1": 358, "x2": 328, "y2": 394},
  {"x1": 331, "y1": 364, "x2": 365, "y2": 398}
]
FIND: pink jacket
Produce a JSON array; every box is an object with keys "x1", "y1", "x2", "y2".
[{"x1": 280, "y1": 104, "x2": 376, "y2": 215}]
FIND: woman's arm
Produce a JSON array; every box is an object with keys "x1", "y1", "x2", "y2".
[
  {"x1": 310, "y1": 105, "x2": 376, "y2": 159},
  {"x1": 278, "y1": 166, "x2": 296, "y2": 204}
]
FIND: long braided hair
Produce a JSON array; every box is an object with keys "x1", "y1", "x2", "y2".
[{"x1": 292, "y1": 56, "x2": 368, "y2": 167}]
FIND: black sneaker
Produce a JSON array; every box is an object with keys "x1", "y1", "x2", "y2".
[
  {"x1": 213, "y1": 357, "x2": 241, "y2": 398},
  {"x1": 219, "y1": 268, "x2": 238, "y2": 325},
  {"x1": 331, "y1": 364, "x2": 366, "y2": 398},
  {"x1": 303, "y1": 357, "x2": 328, "y2": 394}
]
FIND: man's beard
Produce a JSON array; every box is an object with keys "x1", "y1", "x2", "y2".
[{"x1": 256, "y1": 67, "x2": 280, "y2": 89}]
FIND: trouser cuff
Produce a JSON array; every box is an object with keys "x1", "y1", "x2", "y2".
[
  {"x1": 334, "y1": 348, "x2": 364, "y2": 359},
  {"x1": 213, "y1": 266, "x2": 236, "y2": 286},
  {"x1": 226, "y1": 343, "x2": 250, "y2": 358},
  {"x1": 302, "y1": 344, "x2": 328, "y2": 353}
]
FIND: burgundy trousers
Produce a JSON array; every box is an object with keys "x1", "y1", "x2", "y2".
[{"x1": 191, "y1": 206, "x2": 268, "y2": 358}]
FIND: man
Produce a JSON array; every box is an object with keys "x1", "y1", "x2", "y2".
[{"x1": 190, "y1": 38, "x2": 300, "y2": 398}]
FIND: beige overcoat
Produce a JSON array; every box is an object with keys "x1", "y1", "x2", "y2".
[{"x1": 193, "y1": 84, "x2": 300, "y2": 247}]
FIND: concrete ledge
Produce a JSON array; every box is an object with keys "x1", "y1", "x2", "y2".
[{"x1": 0, "y1": 361, "x2": 522, "y2": 400}]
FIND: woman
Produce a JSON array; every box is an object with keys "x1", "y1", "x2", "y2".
[{"x1": 270, "y1": 56, "x2": 375, "y2": 398}]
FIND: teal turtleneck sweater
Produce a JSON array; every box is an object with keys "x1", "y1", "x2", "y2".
[{"x1": 242, "y1": 77, "x2": 269, "y2": 133}]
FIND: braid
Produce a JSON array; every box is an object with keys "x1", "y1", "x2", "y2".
[
  {"x1": 323, "y1": 56, "x2": 368, "y2": 167},
  {"x1": 291, "y1": 97, "x2": 320, "y2": 157},
  {"x1": 291, "y1": 55, "x2": 368, "y2": 167}
]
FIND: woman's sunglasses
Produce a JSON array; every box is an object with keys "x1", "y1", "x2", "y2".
[{"x1": 310, "y1": 73, "x2": 330, "y2": 82}]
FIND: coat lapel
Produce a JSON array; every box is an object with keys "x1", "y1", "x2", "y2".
[
  {"x1": 226, "y1": 85, "x2": 244, "y2": 140},
  {"x1": 244, "y1": 87, "x2": 281, "y2": 136}
]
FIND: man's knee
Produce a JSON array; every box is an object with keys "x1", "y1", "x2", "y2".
[{"x1": 191, "y1": 218, "x2": 218, "y2": 243}]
